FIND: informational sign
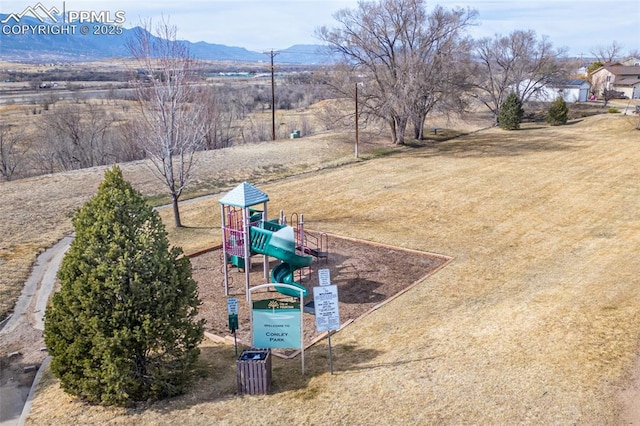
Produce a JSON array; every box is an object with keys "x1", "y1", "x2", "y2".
[
  {"x1": 313, "y1": 285, "x2": 340, "y2": 332},
  {"x1": 252, "y1": 299, "x2": 301, "y2": 349},
  {"x1": 227, "y1": 297, "x2": 239, "y2": 315},
  {"x1": 318, "y1": 268, "x2": 331, "y2": 286}
]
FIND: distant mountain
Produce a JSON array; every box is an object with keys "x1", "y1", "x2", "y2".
[
  {"x1": 0, "y1": 14, "x2": 332, "y2": 64},
  {"x1": 186, "y1": 40, "x2": 264, "y2": 62},
  {"x1": 277, "y1": 45, "x2": 335, "y2": 65}
]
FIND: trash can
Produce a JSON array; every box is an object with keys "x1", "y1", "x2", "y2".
[{"x1": 237, "y1": 348, "x2": 272, "y2": 395}]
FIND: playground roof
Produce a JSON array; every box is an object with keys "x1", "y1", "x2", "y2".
[{"x1": 218, "y1": 181, "x2": 269, "y2": 208}]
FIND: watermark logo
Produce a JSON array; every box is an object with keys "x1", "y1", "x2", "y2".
[
  {"x1": 1, "y1": 2, "x2": 60, "y2": 23},
  {"x1": 2, "y1": 2, "x2": 126, "y2": 36}
]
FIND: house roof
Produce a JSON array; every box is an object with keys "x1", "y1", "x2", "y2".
[
  {"x1": 562, "y1": 79, "x2": 590, "y2": 87},
  {"x1": 602, "y1": 65, "x2": 640, "y2": 76},
  {"x1": 219, "y1": 181, "x2": 269, "y2": 208},
  {"x1": 615, "y1": 76, "x2": 640, "y2": 87}
]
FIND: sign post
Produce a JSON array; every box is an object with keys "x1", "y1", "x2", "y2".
[
  {"x1": 227, "y1": 297, "x2": 239, "y2": 356},
  {"x1": 313, "y1": 282, "x2": 340, "y2": 374}
]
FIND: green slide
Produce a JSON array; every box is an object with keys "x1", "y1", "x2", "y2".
[{"x1": 249, "y1": 225, "x2": 312, "y2": 297}]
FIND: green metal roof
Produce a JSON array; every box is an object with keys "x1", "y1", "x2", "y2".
[{"x1": 219, "y1": 182, "x2": 269, "y2": 208}]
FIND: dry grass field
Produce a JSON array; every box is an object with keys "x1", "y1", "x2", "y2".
[{"x1": 4, "y1": 106, "x2": 640, "y2": 424}]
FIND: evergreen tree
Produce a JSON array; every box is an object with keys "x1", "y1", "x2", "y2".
[
  {"x1": 44, "y1": 166, "x2": 204, "y2": 406},
  {"x1": 498, "y1": 92, "x2": 524, "y2": 130},
  {"x1": 586, "y1": 60, "x2": 604, "y2": 75},
  {"x1": 546, "y1": 96, "x2": 569, "y2": 126}
]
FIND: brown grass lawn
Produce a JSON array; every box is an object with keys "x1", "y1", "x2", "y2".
[{"x1": 7, "y1": 110, "x2": 640, "y2": 424}]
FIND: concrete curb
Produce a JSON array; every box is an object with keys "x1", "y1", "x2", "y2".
[
  {"x1": 0, "y1": 314, "x2": 12, "y2": 332},
  {"x1": 18, "y1": 356, "x2": 50, "y2": 426}
]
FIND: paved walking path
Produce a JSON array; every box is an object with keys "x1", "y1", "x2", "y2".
[{"x1": 0, "y1": 236, "x2": 72, "y2": 426}]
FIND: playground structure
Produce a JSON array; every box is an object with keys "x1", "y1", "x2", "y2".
[{"x1": 219, "y1": 182, "x2": 328, "y2": 299}]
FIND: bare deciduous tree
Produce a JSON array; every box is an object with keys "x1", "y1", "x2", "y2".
[
  {"x1": 127, "y1": 19, "x2": 209, "y2": 228},
  {"x1": 406, "y1": 7, "x2": 476, "y2": 139},
  {"x1": 199, "y1": 86, "x2": 235, "y2": 150},
  {"x1": 472, "y1": 30, "x2": 567, "y2": 125},
  {"x1": 0, "y1": 124, "x2": 30, "y2": 181},
  {"x1": 591, "y1": 41, "x2": 623, "y2": 63},
  {"x1": 114, "y1": 121, "x2": 146, "y2": 163},
  {"x1": 627, "y1": 50, "x2": 640, "y2": 61},
  {"x1": 39, "y1": 103, "x2": 118, "y2": 171},
  {"x1": 318, "y1": 0, "x2": 476, "y2": 144}
]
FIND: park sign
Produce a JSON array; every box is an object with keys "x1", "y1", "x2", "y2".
[
  {"x1": 313, "y1": 283, "x2": 340, "y2": 374},
  {"x1": 313, "y1": 285, "x2": 340, "y2": 332},
  {"x1": 252, "y1": 299, "x2": 301, "y2": 349}
]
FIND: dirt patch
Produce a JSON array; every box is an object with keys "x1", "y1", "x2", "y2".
[{"x1": 191, "y1": 232, "x2": 451, "y2": 355}]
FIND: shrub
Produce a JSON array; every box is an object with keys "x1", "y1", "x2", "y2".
[
  {"x1": 546, "y1": 97, "x2": 569, "y2": 126},
  {"x1": 498, "y1": 93, "x2": 524, "y2": 130},
  {"x1": 607, "y1": 107, "x2": 620, "y2": 114},
  {"x1": 44, "y1": 166, "x2": 205, "y2": 406}
]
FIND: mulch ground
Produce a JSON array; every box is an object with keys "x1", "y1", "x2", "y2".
[{"x1": 190, "y1": 233, "x2": 451, "y2": 357}]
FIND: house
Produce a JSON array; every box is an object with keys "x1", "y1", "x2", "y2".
[
  {"x1": 534, "y1": 79, "x2": 592, "y2": 103},
  {"x1": 590, "y1": 64, "x2": 640, "y2": 99},
  {"x1": 620, "y1": 57, "x2": 640, "y2": 66}
]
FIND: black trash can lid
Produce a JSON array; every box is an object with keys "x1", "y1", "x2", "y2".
[{"x1": 240, "y1": 350, "x2": 267, "y2": 361}]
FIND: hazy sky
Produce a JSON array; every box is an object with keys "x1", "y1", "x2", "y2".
[{"x1": 3, "y1": 0, "x2": 639, "y2": 57}]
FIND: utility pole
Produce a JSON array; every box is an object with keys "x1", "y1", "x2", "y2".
[
  {"x1": 355, "y1": 82, "x2": 359, "y2": 158},
  {"x1": 355, "y1": 82, "x2": 364, "y2": 158},
  {"x1": 264, "y1": 49, "x2": 279, "y2": 141}
]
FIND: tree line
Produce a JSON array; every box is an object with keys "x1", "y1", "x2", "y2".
[{"x1": 317, "y1": 0, "x2": 576, "y2": 143}]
